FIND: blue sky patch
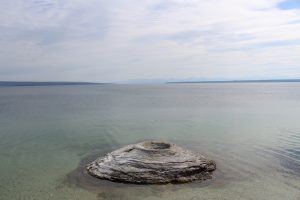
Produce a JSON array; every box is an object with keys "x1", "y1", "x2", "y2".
[{"x1": 278, "y1": 0, "x2": 300, "y2": 10}]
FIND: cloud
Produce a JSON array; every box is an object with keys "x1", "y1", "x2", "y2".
[{"x1": 0, "y1": 0, "x2": 300, "y2": 82}]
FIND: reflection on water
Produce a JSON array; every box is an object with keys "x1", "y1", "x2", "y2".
[{"x1": 0, "y1": 83, "x2": 300, "y2": 200}]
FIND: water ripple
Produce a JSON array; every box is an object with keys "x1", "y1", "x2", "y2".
[{"x1": 271, "y1": 130, "x2": 300, "y2": 177}]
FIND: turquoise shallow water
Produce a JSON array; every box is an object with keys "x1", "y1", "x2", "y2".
[{"x1": 0, "y1": 83, "x2": 299, "y2": 200}]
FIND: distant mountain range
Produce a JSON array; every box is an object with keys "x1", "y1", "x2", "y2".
[{"x1": 0, "y1": 81, "x2": 103, "y2": 86}]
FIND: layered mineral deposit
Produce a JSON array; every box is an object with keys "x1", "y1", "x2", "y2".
[{"x1": 86, "y1": 141, "x2": 216, "y2": 184}]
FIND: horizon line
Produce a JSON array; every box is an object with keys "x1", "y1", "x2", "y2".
[
  {"x1": 166, "y1": 78, "x2": 300, "y2": 84},
  {"x1": 1, "y1": 78, "x2": 300, "y2": 86}
]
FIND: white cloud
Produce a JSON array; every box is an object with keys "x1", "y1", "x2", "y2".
[{"x1": 0, "y1": 0, "x2": 300, "y2": 82}]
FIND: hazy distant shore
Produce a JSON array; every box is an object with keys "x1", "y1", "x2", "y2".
[
  {"x1": 1, "y1": 79, "x2": 300, "y2": 86},
  {"x1": 0, "y1": 81, "x2": 105, "y2": 87},
  {"x1": 166, "y1": 79, "x2": 300, "y2": 84}
]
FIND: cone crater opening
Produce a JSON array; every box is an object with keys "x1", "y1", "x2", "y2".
[{"x1": 143, "y1": 141, "x2": 171, "y2": 150}]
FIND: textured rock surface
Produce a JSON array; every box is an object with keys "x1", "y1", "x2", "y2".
[{"x1": 86, "y1": 141, "x2": 216, "y2": 184}]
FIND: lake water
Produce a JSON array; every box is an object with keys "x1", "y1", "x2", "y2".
[{"x1": 0, "y1": 83, "x2": 299, "y2": 200}]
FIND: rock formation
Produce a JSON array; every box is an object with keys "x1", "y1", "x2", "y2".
[{"x1": 86, "y1": 140, "x2": 216, "y2": 184}]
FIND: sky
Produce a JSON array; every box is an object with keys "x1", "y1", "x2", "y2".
[{"x1": 0, "y1": 0, "x2": 300, "y2": 82}]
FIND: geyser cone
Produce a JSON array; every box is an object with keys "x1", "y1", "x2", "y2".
[{"x1": 86, "y1": 141, "x2": 216, "y2": 184}]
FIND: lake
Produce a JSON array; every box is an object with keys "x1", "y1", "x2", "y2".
[{"x1": 0, "y1": 83, "x2": 299, "y2": 200}]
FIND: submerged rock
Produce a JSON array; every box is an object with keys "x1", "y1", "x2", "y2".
[{"x1": 86, "y1": 141, "x2": 216, "y2": 184}]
